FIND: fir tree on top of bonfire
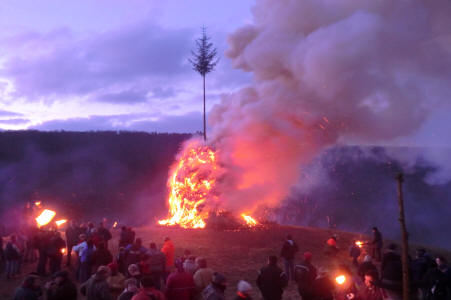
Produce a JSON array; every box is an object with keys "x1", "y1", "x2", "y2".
[{"x1": 189, "y1": 26, "x2": 219, "y2": 141}]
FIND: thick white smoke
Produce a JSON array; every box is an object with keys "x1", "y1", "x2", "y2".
[{"x1": 209, "y1": 0, "x2": 451, "y2": 213}]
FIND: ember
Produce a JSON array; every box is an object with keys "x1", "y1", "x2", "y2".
[
  {"x1": 158, "y1": 140, "x2": 220, "y2": 229},
  {"x1": 35, "y1": 209, "x2": 56, "y2": 227}
]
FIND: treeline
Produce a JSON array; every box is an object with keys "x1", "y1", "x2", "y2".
[{"x1": 0, "y1": 131, "x2": 192, "y2": 223}]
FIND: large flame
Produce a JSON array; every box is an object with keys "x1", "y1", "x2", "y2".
[
  {"x1": 158, "y1": 140, "x2": 219, "y2": 229},
  {"x1": 36, "y1": 209, "x2": 56, "y2": 227},
  {"x1": 55, "y1": 219, "x2": 67, "y2": 227},
  {"x1": 241, "y1": 214, "x2": 258, "y2": 227}
]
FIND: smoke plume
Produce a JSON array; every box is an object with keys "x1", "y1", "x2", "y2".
[{"x1": 209, "y1": 0, "x2": 451, "y2": 213}]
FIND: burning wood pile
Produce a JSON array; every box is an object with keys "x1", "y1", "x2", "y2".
[{"x1": 158, "y1": 139, "x2": 265, "y2": 230}]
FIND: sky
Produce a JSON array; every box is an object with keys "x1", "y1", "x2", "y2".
[
  {"x1": 0, "y1": 0, "x2": 254, "y2": 133},
  {"x1": 0, "y1": 0, "x2": 450, "y2": 147}
]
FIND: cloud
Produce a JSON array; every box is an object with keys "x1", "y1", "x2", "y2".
[
  {"x1": 0, "y1": 118, "x2": 30, "y2": 125},
  {"x1": 31, "y1": 111, "x2": 203, "y2": 133},
  {"x1": 1, "y1": 22, "x2": 195, "y2": 101},
  {"x1": 0, "y1": 110, "x2": 22, "y2": 117}
]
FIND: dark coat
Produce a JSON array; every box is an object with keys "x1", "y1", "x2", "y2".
[
  {"x1": 381, "y1": 251, "x2": 402, "y2": 282},
  {"x1": 257, "y1": 264, "x2": 288, "y2": 300},
  {"x1": 295, "y1": 261, "x2": 317, "y2": 297},
  {"x1": 372, "y1": 230, "x2": 383, "y2": 248},
  {"x1": 165, "y1": 271, "x2": 195, "y2": 300},
  {"x1": 47, "y1": 279, "x2": 78, "y2": 300},
  {"x1": 14, "y1": 287, "x2": 40, "y2": 300},
  {"x1": 80, "y1": 273, "x2": 113, "y2": 300},
  {"x1": 358, "y1": 262, "x2": 378, "y2": 279},
  {"x1": 92, "y1": 248, "x2": 113, "y2": 268},
  {"x1": 280, "y1": 240, "x2": 298, "y2": 260},
  {"x1": 98, "y1": 228, "x2": 112, "y2": 242},
  {"x1": 65, "y1": 226, "x2": 80, "y2": 247}
]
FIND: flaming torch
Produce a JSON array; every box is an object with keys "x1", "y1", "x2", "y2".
[
  {"x1": 158, "y1": 140, "x2": 220, "y2": 229},
  {"x1": 335, "y1": 275, "x2": 347, "y2": 285},
  {"x1": 34, "y1": 201, "x2": 42, "y2": 207},
  {"x1": 35, "y1": 209, "x2": 56, "y2": 227},
  {"x1": 60, "y1": 248, "x2": 66, "y2": 255},
  {"x1": 113, "y1": 221, "x2": 118, "y2": 228},
  {"x1": 55, "y1": 219, "x2": 67, "y2": 227},
  {"x1": 355, "y1": 241, "x2": 364, "y2": 248}
]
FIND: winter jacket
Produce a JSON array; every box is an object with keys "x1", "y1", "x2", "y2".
[
  {"x1": 294, "y1": 261, "x2": 317, "y2": 297},
  {"x1": 80, "y1": 272, "x2": 113, "y2": 300},
  {"x1": 381, "y1": 251, "x2": 402, "y2": 283},
  {"x1": 132, "y1": 287, "x2": 166, "y2": 300},
  {"x1": 65, "y1": 226, "x2": 80, "y2": 247},
  {"x1": 47, "y1": 279, "x2": 78, "y2": 300},
  {"x1": 256, "y1": 264, "x2": 288, "y2": 300},
  {"x1": 98, "y1": 227, "x2": 112, "y2": 242},
  {"x1": 194, "y1": 268, "x2": 214, "y2": 291},
  {"x1": 92, "y1": 247, "x2": 113, "y2": 268},
  {"x1": 280, "y1": 240, "x2": 298, "y2": 260},
  {"x1": 147, "y1": 249, "x2": 166, "y2": 273},
  {"x1": 372, "y1": 230, "x2": 383, "y2": 248},
  {"x1": 166, "y1": 270, "x2": 195, "y2": 300},
  {"x1": 5, "y1": 242, "x2": 20, "y2": 260},
  {"x1": 161, "y1": 240, "x2": 175, "y2": 268},
  {"x1": 202, "y1": 284, "x2": 225, "y2": 300}
]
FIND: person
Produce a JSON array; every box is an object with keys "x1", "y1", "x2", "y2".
[
  {"x1": 358, "y1": 255, "x2": 378, "y2": 281},
  {"x1": 235, "y1": 280, "x2": 253, "y2": 300},
  {"x1": 14, "y1": 274, "x2": 43, "y2": 300},
  {"x1": 97, "y1": 222, "x2": 112, "y2": 249},
  {"x1": 353, "y1": 270, "x2": 384, "y2": 300},
  {"x1": 128, "y1": 264, "x2": 142, "y2": 282},
  {"x1": 294, "y1": 252, "x2": 317, "y2": 300},
  {"x1": 325, "y1": 236, "x2": 339, "y2": 257},
  {"x1": 106, "y1": 262, "x2": 125, "y2": 297},
  {"x1": 411, "y1": 249, "x2": 434, "y2": 298},
  {"x1": 147, "y1": 242, "x2": 166, "y2": 289},
  {"x1": 202, "y1": 272, "x2": 227, "y2": 300},
  {"x1": 119, "y1": 227, "x2": 130, "y2": 248},
  {"x1": 132, "y1": 276, "x2": 166, "y2": 300},
  {"x1": 161, "y1": 237, "x2": 175, "y2": 274},
  {"x1": 65, "y1": 220, "x2": 80, "y2": 267},
  {"x1": 184, "y1": 255, "x2": 197, "y2": 275},
  {"x1": 371, "y1": 227, "x2": 383, "y2": 262},
  {"x1": 92, "y1": 242, "x2": 113, "y2": 271},
  {"x1": 125, "y1": 239, "x2": 147, "y2": 270},
  {"x1": 166, "y1": 259, "x2": 195, "y2": 300},
  {"x1": 380, "y1": 244, "x2": 402, "y2": 300},
  {"x1": 280, "y1": 235, "x2": 298, "y2": 281},
  {"x1": 48, "y1": 231, "x2": 65, "y2": 274},
  {"x1": 80, "y1": 265, "x2": 113, "y2": 300},
  {"x1": 256, "y1": 255, "x2": 288, "y2": 300},
  {"x1": 74, "y1": 238, "x2": 96, "y2": 283},
  {"x1": 349, "y1": 241, "x2": 362, "y2": 266},
  {"x1": 118, "y1": 247, "x2": 128, "y2": 274},
  {"x1": 182, "y1": 250, "x2": 192, "y2": 263},
  {"x1": 193, "y1": 257, "x2": 214, "y2": 296},
  {"x1": 118, "y1": 278, "x2": 139, "y2": 300},
  {"x1": 86, "y1": 222, "x2": 95, "y2": 237},
  {"x1": 138, "y1": 254, "x2": 152, "y2": 276},
  {"x1": 45, "y1": 270, "x2": 77, "y2": 300},
  {"x1": 423, "y1": 256, "x2": 451, "y2": 300},
  {"x1": 312, "y1": 269, "x2": 334, "y2": 300},
  {"x1": 5, "y1": 235, "x2": 21, "y2": 279}
]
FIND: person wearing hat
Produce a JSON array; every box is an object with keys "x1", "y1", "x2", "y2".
[
  {"x1": 202, "y1": 272, "x2": 227, "y2": 300},
  {"x1": 294, "y1": 252, "x2": 317, "y2": 300},
  {"x1": 280, "y1": 235, "x2": 299, "y2": 281},
  {"x1": 128, "y1": 264, "x2": 142, "y2": 282},
  {"x1": 80, "y1": 265, "x2": 113, "y2": 300},
  {"x1": 107, "y1": 262, "x2": 126, "y2": 298},
  {"x1": 14, "y1": 274, "x2": 42, "y2": 300},
  {"x1": 118, "y1": 278, "x2": 139, "y2": 300},
  {"x1": 193, "y1": 257, "x2": 214, "y2": 296},
  {"x1": 166, "y1": 258, "x2": 195, "y2": 300},
  {"x1": 235, "y1": 280, "x2": 253, "y2": 300},
  {"x1": 45, "y1": 270, "x2": 77, "y2": 300}
]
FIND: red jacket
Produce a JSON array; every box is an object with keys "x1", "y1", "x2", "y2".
[
  {"x1": 166, "y1": 271, "x2": 195, "y2": 300},
  {"x1": 132, "y1": 287, "x2": 166, "y2": 300},
  {"x1": 161, "y1": 240, "x2": 175, "y2": 267}
]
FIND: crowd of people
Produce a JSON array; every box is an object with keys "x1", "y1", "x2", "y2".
[{"x1": 2, "y1": 222, "x2": 451, "y2": 300}]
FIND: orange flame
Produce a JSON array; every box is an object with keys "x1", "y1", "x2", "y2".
[
  {"x1": 335, "y1": 275, "x2": 346, "y2": 285},
  {"x1": 34, "y1": 201, "x2": 41, "y2": 207},
  {"x1": 158, "y1": 140, "x2": 219, "y2": 229},
  {"x1": 35, "y1": 209, "x2": 56, "y2": 227},
  {"x1": 55, "y1": 219, "x2": 67, "y2": 226},
  {"x1": 355, "y1": 241, "x2": 363, "y2": 248},
  {"x1": 113, "y1": 221, "x2": 118, "y2": 228},
  {"x1": 60, "y1": 248, "x2": 66, "y2": 254},
  {"x1": 241, "y1": 214, "x2": 258, "y2": 227}
]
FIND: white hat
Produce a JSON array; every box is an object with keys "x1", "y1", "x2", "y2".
[{"x1": 237, "y1": 280, "x2": 253, "y2": 292}]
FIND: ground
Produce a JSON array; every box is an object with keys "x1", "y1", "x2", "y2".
[{"x1": 1, "y1": 224, "x2": 449, "y2": 299}]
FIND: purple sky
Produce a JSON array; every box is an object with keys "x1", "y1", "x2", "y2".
[
  {"x1": 0, "y1": 0, "x2": 449, "y2": 146},
  {"x1": 0, "y1": 0, "x2": 253, "y2": 133}
]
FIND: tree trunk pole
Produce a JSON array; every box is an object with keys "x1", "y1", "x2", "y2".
[
  {"x1": 203, "y1": 74, "x2": 206, "y2": 141},
  {"x1": 396, "y1": 173, "x2": 410, "y2": 300}
]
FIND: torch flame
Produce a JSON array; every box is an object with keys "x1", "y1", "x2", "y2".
[
  {"x1": 55, "y1": 219, "x2": 67, "y2": 226},
  {"x1": 336, "y1": 275, "x2": 346, "y2": 285},
  {"x1": 355, "y1": 241, "x2": 363, "y2": 248},
  {"x1": 36, "y1": 209, "x2": 56, "y2": 227},
  {"x1": 158, "y1": 140, "x2": 219, "y2": 229},
  {"x1": 60, "y1": 248, "x2": 66, "y2": 254},
  {"x1": 113, "y1": 221, "x2": 118, "y2": 228},
  {"x1": 34, "y1": 201, "x2": 41, "y2": 207},
  {"x1": 241, "y1": 214, "x2": 258, "y2": 227}
]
